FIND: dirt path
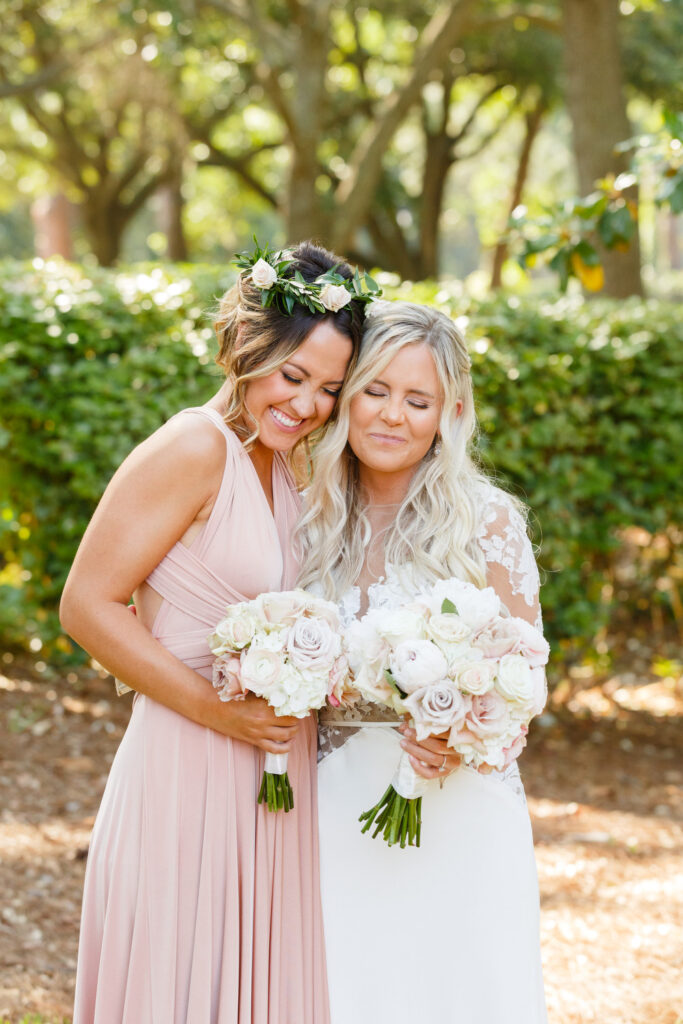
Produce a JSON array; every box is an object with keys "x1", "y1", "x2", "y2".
[{"x1": 1, "y1": 657, "x2": 681, "y2": 1024}]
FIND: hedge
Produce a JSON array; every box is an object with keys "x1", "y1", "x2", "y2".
[{"x1": 1, "y1": 259, "x2": 681, "y2": 667}]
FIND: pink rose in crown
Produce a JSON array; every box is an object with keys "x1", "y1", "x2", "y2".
[{"x1": 212, "y1": 654, "x2": 245, "y2": 701}]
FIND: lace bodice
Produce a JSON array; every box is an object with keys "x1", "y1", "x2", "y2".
[{"x1": 316, "y1": 484, "x2": 545, "y2": 803}]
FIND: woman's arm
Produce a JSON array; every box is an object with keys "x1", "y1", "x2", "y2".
[{"x1": 60, "y1": 414, "x2": 300, "y2": 753}]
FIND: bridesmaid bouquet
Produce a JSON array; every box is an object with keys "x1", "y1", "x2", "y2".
[
  {"x1": 345, "y1": 577, "x2": 549, "y2": 848},
  {"x1": 208, "y1": 590, "x2": 350, "y2": 812}
]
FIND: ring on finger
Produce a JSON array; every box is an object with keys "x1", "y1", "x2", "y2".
[{"x1": 439, "y1": 755, "x2": 448, "y2": 773}]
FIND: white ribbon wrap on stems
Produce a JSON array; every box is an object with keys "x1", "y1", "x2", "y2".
[
  {"x1": 391, "y1": 751, "x2": 429, "y2": 800},
  {"x1": 264, "y1": 752, "x2": 289, "y2": 776}
]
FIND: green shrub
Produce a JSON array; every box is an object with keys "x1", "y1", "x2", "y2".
[{"x1": 1, "y1": 260, "x2": 681, "y2": 668}]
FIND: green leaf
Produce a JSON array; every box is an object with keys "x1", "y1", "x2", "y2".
[{"x1": 441, "y1": 598, "x2": 457, "y2": 614}]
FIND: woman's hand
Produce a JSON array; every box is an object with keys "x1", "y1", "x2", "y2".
[
  {"x1": 398, "y1": 722, "x2": 461, "y2": 781},
  {"x1": 210, "y1": 693, "x2": 302, "y2": 754}
]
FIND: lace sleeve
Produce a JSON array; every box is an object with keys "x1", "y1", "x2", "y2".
[{"x1": 475, "y1": 487, "x2": 543, "y2": 633}]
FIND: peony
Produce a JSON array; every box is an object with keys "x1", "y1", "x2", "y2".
[
  {"x1": 452, "y1": 586, "x2": 501, "y2": 633},
  {"x1": 251, "y1": 258, "x2": 278, "y2": 289},
  {"x1": 389, "y1": 639, "x2": 449, "y2": 694},
  {"x1": 495, "y1": 653, "x2": 536, "y2": 708},
  {"x1": 374, "y1": 606, "x2": 426, "y2": 646},
  {"x1": 476, "y1": 619, "x2": 522, "y2": 660},
  {"x1": 212, "y1": 654, "x2": 245, "y2": 701},
  {"x1": 208, "y1": 608, "x2": 260, "y2": 653},
  {"x1": 240, "y1": 647, "x2": 285, "y2": 694},
  {"x1": 454, "y1": 659, "x2": 496, "y2": 696},
  {"x1": 403, "y1": 682, "x2": 467, "y2": 740},
  {"x1": 319, "y1": 282, "x2": 351, "y2": 312},
  {"x1": 286, "y1": 616, "x2": 341, "y2": 673}
]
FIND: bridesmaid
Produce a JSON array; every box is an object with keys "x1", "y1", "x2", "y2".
[{"x1": 60, "y1": 241, "x2": 366, "y2": 1024}]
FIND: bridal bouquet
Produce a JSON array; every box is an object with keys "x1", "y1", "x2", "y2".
[
  {"x1": 208, "y1": 589, "x2": 350, "y2": 812},
  {"x1": 345, "y1": 577, "x2": 549, "y2": 848}
]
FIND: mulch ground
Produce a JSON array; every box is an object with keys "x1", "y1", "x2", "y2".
[{"x1": 1, "y1": 647, "x2": 681, "y2": 1024}]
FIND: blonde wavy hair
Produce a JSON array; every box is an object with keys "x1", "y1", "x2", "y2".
[
  {"x1": 297, "y1": 301, "x2": 509, "y2": 598},
  {"x1": 213, "y1": 240, "x2": 364, "y2": 467}
]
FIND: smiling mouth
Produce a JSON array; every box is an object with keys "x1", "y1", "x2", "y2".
[{"x1": 270, "y1": 406, "x2": 304, "y2": 430}]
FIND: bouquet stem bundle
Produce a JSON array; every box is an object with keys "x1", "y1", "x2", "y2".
[{"x1": 359, "y1": 786, "x2": 422, "y2": 848}]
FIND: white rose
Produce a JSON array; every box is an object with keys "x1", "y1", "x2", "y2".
[
  {"x1": 495, "y1": 653, "x2": 536, "y2": 708},
  {"x1": 426, "y1": 612, "x2": 472, "y2": 647},
  {"x1": 251, "y1": 258, "x2": 278, "y2": 289},
  {"x1": 208, "y1": 608, "x2": 260, "y2": 654},
  {"x1": 258, "y1": 590, "x2": 308, "y2": 628},
  {"x1": 286, "y1": 616, "x2": 341, "y2": 673},
  {"x1": 403, "y1": 682, "x2": 466, "y2": 740},
  {"x1": 389, "y1": 639, "x2": 449, "y2": 694},
  {"x1": 454, "y1": 659, "x2": 496, "y2": 695},
  {"x1": 319, "y1": 282, "x2": 351, "y2": 312},
  {"x1": 240, "y1": 647, "x2": 285, "y2": 695}
]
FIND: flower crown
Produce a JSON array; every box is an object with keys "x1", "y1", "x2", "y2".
[{"x1": 234, "y1": 238, "x2": 382, "y2": 315}]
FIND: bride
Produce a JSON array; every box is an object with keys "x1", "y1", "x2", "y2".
[{"x1": 298, "y1": 301, "x2": 547, "y2": 1023}]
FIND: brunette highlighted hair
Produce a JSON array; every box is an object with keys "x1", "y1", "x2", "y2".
[{"x1": 214, "y1": 240, "x2": 364, "y2": 453}]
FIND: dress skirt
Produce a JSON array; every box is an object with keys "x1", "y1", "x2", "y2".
[
  {"x1": 73, "y1": 695, "x2": 328, "y2": 1024},
  {"x1": 317, "y1": 726, "x2": 546, "y2": 1024}
]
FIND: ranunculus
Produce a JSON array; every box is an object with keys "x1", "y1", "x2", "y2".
[
  {"x1": 508, "y1": 617, "x2": 550, "y2": 668},
  {"x1": 319, "y1": 282, "x2": 351, "y2": 312},
  {"x1": 209, "y1": 608, "x2": 260, "y2": 653},
  {"x1": 212, "y1": 654, "x2": 245, "y2": 701},
  {"x1": 389, "y1": 639, "x2": 449, "y2": 694},
  {"x1": 495, "y1": 653, "x2": 535, "y2": 708},
  {"x1": 286, "y1": 616, "x2": 341, "y2": 673},
  {"x1": 240, "y1": 647, "x2": 285, "y2": 694},
  {"x1": 251, "y1": 258, "x2": 278, "y2": 289},
  {"x1": 454, "y1": 659, "x2": 496, "y2": 695},
  {"x1": 403, "y1": 682, "x2": 467, "y2": 739},
  {"x1": 258, "y1": 591, "x2": 308, "y2": 628}
]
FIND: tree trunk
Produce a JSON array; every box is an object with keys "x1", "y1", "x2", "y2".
[
  {"x1": 31, "y1": 194, "x2": 73, "y2": 260},
  {"x1": 491, "y1": 102, "x2": 544, "y2": 289},
  {"x1": 419, "y1": 131, "x2": 453, "y2": 279},
  {"x1": 82, "y1": 202, "x2": 126, "y2": 266},
  {"x1": 159, "y1": 160, "x2": 188, "y2": 262},
  {"x1": 561, "y1": 0, "x2": 643, "y2": 296}
]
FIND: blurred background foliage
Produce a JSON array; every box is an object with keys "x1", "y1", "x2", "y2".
[{"x1": 0, "y1": 0, "x2": 681, "y2": 680}]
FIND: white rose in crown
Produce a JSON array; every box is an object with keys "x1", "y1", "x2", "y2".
[
  {"x1": 403, "y1": 681, "x2": 467, "y2": 740},
  {"x1": 208, "y1": 608, "x2": 260, "y2": 653},
  {"x1": 494, "y1": 653, "x2": 536, "y2": 708},
  {"x1": 286, "y1": 616, "x2": 341, "y2": 673},
  {"x1": 389, "y1": 639, "x2": 449, "y2": 694},
  {"x1": 454, "y1": 658, "x2": 496, "y2": 696},
  {"x1": 319, "y1": 282, "x2": 351, "y2": 312},
  {"x1": 240, "y1": 647, "x2": 285, "y2": 694},
  {"x1": 251, "y1": 258, "x2": 278, "y2": 289}
]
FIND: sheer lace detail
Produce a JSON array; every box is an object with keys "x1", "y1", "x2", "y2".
[{"x1": 316, "y1": 485, "x2": 546, "y2": 762}]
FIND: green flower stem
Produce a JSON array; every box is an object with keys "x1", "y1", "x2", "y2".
[
  {"x1": 360, "y1": 787, "x2": 422, "y2": 848},
  {"x1": 258, "y1": 771, "x2": 294, "y2": 813}
]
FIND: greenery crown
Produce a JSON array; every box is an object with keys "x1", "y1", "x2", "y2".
[{"x1": 234, "y1": 238, "x2": 382, "y2": 316}]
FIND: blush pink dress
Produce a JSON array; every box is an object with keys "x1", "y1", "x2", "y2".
[{"x1": 73, "y1": 406, "x2": 329, "y2": 1024}]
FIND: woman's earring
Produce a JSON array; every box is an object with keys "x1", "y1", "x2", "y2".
[{"x1": 433, "y1": 438, "x2": 442, "y2": 456}]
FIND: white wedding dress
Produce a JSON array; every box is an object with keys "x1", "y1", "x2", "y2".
[{"x1": 316, "y1": 485, "x2": 548, "y2": 1024}]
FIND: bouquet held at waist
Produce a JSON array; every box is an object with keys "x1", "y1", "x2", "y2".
[
  {"x1": 345, "y1": 577, "x2": 549, "y2": 848},
  {"x1": 208, "y1": 589, "x2": 353, "y2": 812}
]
